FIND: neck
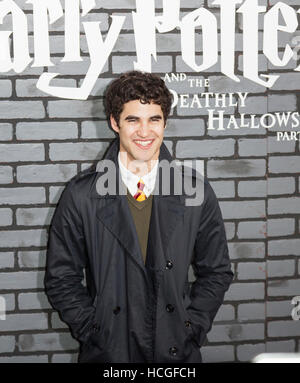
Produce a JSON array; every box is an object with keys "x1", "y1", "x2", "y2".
[{"x1": 119, "y1": 151, "x2": 158, "y2": 177}]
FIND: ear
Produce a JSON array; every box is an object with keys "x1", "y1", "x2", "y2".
[{"x1": 110, "y1": 115, "x2": 120, "y2": 134}]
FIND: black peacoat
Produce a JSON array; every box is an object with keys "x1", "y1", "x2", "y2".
[{"x1": 44, "y1": 137, "x2": 234, "y2": 363}]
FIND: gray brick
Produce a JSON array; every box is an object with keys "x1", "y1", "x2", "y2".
[
  {"x1": 237, "y1": 262, "x2": 266, "y2": 280},
  {"x1": 266, "y1": 340, "x2": 296, "y2": 353},
  {"x1": 0, "y1": 166, "x2": 13, "y2": 184},
  {"x1": 18, "y1": 250, "x2": 46, "y2": 269},
  {"x1": 0, "y1": 355, "x2": 48, "y2": 363},
  {"x1": 0, "y1": 101, "x2": 45, "y2": 119},
  {"x1": 268, "y1": 279, "x2": 300, "y2": 297},
  {"x1": 238, "y1": 303, "x2": 265, "y2": 321},
  {"x1": 208, "y1": 159, "x2": 266, "y2": 178},
  {"x1": 268, "y1": 136, "x2": 296, "y2": 154},
  {"x1": 237, "y1": 343, "x2": 266, "y2": 362},
  {"x1": 51, "y1": 353, "x2": 78, "y2": 363},
  {"x1": 208, "y1": 0, "x2": 267, "y2": 6},
  {"x1": 16, "y1": 122, "x2": 78, "y2": 140},
  {"x1": 0, "y1": 208, "x2": 13, "y2": 226},
  {"x1": 176, "y1": 139, "x2": 235, "y2": 158},
  {"x1": 0, "y1": 294, "x2": 15, "y2": 312},
  {"x1": 208, "y1": 323, "x2": 265, "y2": 342},
  {"x1": 164, "y1": 119, "x2": 205, "y2": 138},
  {"x1": 81, "y1": 121, "x2": 116, "y2": 139},
  {"x1": 48, "y1": 100, "x2": 105, "y2": 119},
  {"x1": 49, "y1": 186, "x2": 65, "y2": 204},
  {"x1": 0, "y1": 124, "x2": 13, "y2": 141},
  {"x1": 49, "y1": 56, "x2": 109, "y2": 75},
  {"x1": 51, "y1": 312, "x2": 69, "y2": 330},
  {"x1": 267, "y1": 300, "x2": 294, "y2": 318},
  {"x1": 18, "y1": 292, "x2": 51, "y2": 310},
  {"x1": 269, "y1": 156, "x2": 300, "y2": 174},
  {"x1": 0, "y1": 187, "x2": 45, "y2": 205},
  {"x1": 228, "y1": 242, "x2": 265, "y2": 260},
  {"x1": 224, "y1": 222, "x2": 235, "y2": 241},
  {"x1": 16, "y1": 208, "x2": 55, "y2": 226},
  {"x1": 0, "y1": 313, "x2": 48, "y2": 331},
  {"x1": 210, "y1": 181, "x2": 235, "y2": 198},
  {"x1": 220, "y1": 201, "x2": 265, "y2": 219},
  {"x1": 209, "y1": 76, "x2": 266, "y2": 93},
  {"x1": 112, "y1": 55, "x2": 172, "y2": 74},
  {"x1": 237, "y1": 221, "x2": 266, "y2": 239},
  {"x1": 268, "y1": 94, "x2": 297, "y2": 113},
  {"x1": 0, "y1": 230, "x2": 47, "y2": 248},
  {"x1": 176, "y1": 55, "x2": 221, "y2": 73},
  {"x1": 0, "y1": 252, "x2": 14, "y2": 269},
  {"x1": 17, "y1": 164, "x2": 77, "y2": 183},
  {"x1": 267, "y1": 177, "x2": 295, "y2": 195},
  {"x1": 0, "y1": 271, "x2": 45, "y2": 290},
  {"x1": 239, "y1": 96, "x2": 267, "y2": 114},
  {"x1": 268, "y1": 320, "x2": 300, "y2": 338},
  {"x1": 238, "y1": 54, "x2": 268, "y2": 72},
  {"x1": 238, "y1": 180, "x2": 266, "y2": 197},
  {"x1": 0, "y1": 336, "x2": 15, "y2": 353},
  {"x1": 268, "y1": 218, "x2": 295, "y2": 237},
  {"x1": 201, "y1": 345, "x2": 234, "y2": 363},
  {"x1": 270, "y1": 0, "x2": 300, "y2": 4},
  {"x1": 49, "y1": 142, "x2": 109, "y2": 161},
  {"x1": 79, "y1": 77, "x2": 113, "y2": 97},
  {"x1": 16, "y1": 79, "x2": 76, "y2": 98},
  {"x1": 29, "y1": 36, "x2": 70, "y2": 55},
  {"x1": 0, "y1": 144, "x2": 44, "y2": 162},
  {"x1": 224, "y1": 282, "x2": 265, "y2": 301},
  {"x1": 268, "y1": 197, "x2": 300, "y2": 215},
  {"x1": 0, "y1": 80, "x2": 12, "y2": 97},
  {"x1": 268, "y1": 239, "x2": 300, "y2": 256},
  {"x1": 270, "y1": 73, "x2": 300, "y2": 91},
  {"x1": 238, "y1": 138, "x2": 267, "y2": 157},
  {"x1": 18, "y1": 333, "x2": 78, "y2": 352},
  {"x1": 214, "y1": 304, "x2": 235, "y2": 322}
]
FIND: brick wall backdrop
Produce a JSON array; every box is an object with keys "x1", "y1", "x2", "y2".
[{"x1": 0, "y1": 0, "x2": 299, "y2": 363}]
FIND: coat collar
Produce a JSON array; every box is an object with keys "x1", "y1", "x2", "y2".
[{"x1": 89, "y1": 137, "x2": 187, "y2": 276}]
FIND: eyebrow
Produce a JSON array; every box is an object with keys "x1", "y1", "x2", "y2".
[{"x1": 124, "y1": 115, "x2": 163, "y2": 120}]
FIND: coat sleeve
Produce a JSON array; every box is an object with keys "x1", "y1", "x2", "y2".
[
  {"x1": 187, "y1": 179, "x2": 234, "y2": 348},
  {"x1": 44, "y1": 179, "x2": 96, "y2": 344}
]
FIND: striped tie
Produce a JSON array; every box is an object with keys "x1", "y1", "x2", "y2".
[{"x1": 134, "y1": 178, "x2": 147, "y2": 201}]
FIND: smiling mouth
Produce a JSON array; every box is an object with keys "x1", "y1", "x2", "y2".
[{"x1": 134, "y1": 139, "x2": 155, "y2": 149}]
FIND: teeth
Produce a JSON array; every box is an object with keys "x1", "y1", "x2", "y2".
[{"x1": 135, "y1": 140, "x2": 153, "y2": 146}]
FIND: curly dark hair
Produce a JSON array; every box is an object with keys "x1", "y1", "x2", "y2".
[{"x1": 104, "y1": 70, "x2": 173, "y2": 126}]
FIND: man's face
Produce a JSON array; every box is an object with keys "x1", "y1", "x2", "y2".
[{"x1": 110, "y1": 99, "x2": 165, "y2": 173}]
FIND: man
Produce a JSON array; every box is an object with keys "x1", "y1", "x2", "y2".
[{"x1": 44, "y1": 70, "x2": 234, "y2": 363}]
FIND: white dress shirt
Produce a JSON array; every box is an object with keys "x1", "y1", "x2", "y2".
[{"x1": 118, "y1": 152, "x2": 158, "y2": 198}]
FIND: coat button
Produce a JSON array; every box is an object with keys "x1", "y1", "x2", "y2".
[
  {"x1": 165, "y1": 260, "x2": 173, "y2": 270},
  {"x1": 166, "y1": 304, "x2": 174, "y2": 313},
  {"x1": 92, "y1": 324, "x2": 100, "y2": 332},
  {"x1": 113, "y1": 306, "x2": 121, "y2": 315},
  {"x1": 169, "y1": 346, "x2": 178, "y2": 356},
  {"x1": 185, "y1": 320, "x2": 192, "y2": 327}
]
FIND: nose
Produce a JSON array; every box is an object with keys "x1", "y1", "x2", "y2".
[{"x1": 137, "y1": 121, "x2": 148, "y2": 137}]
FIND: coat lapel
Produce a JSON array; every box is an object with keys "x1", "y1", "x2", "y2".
[{"x1": 90, "y1": 137, "x2": 187, "y2": 274}]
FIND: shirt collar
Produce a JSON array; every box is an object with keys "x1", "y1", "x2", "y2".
[{"x1": 118, "y1": 152, "x2": 158, "y2": 198}]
